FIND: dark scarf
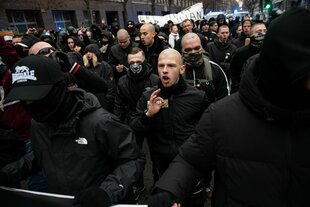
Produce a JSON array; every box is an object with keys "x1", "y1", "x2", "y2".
[
  {"x1": 128, "y1": 64, "x2": 153, "y2": 103},
  {"x1": 22, "y1": 81, "x2": 79, "y2": 123},
  {"x1": 158, "y1": 75, "x2": 187, "y2": 97}
]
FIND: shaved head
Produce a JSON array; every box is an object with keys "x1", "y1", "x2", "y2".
[
  {"x1": 159, "y1": 48, "x2": 183, "y2": 65},
  {"x1": 29, "y1": 41, "x2": 53, "y2": 55},
  {"x1": 181, "y1": 33, "x2": 201, "y2": 47},
  {"x1": 117, "y1": 29, "x2": 130, "y2": 39}
]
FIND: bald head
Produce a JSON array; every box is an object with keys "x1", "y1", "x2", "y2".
[
  {"x1": 140, "y1": 23, "x2": 155, "y2": 33},
  {"x1": 29, "y1": 41, "x2": 53, "y2": 56},
  {"x1": 181, "y1": 33, "x2": 201, "y2": 48},
  {"x1": 117, "y1": 29, "x2": 130, "y2": 39},
  {"x1": 159, "y1": 48, "x2": 183, "y2": 65}
]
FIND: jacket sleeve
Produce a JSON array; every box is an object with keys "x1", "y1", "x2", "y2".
[
  {"x1": 70, "y1": 64, "x2": 110, "y2": 93},
  {"x1": 129, "y1": 91, "x2": 152, "y2": 133},
  {"x1": 97, "y1": 116, "x2": 145, "y2": 203},
  {"x1": 114, "y1": 83, "x2": 128, "y2": 123},
  {"x1": 155, "y1": 105, "x2": 216, "y2": 200},
  {"x1": 0, "y1": 151, "x2": 39, "y2": 187},
  {"x1": 211, "y1": 62, "x2": 230, "y2": 100}
]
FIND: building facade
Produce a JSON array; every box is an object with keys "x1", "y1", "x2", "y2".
[{"x1": 0, "y1": 0, "x2": 199, "y2": 34}]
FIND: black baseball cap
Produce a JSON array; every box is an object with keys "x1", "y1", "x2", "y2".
[{"x1": 5, "y1": 55, "x2": 64, "y2": 103}]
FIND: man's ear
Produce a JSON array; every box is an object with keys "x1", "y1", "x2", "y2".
[{"x1": 179, "y1": 65, "x2": 186, "y2": 75}]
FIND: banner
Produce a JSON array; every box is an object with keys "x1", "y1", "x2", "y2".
[
  {"x1": 138, "y1": 2, "x2": 204, "y2": 27},
  {"x1": 0, "y1": 186, "x2": 147, "y2": 207}
]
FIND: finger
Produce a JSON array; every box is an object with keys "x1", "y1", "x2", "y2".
[{"x1": 150, "y1": 89, "x2": 161, "y2": 101}]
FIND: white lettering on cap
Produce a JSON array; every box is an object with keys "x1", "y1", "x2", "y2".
[{"x1": 12, "y1": 66, "x2": 37, "y2": 83}]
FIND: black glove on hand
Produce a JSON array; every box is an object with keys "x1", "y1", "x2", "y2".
[
  {"x1": 74, "y1": 187, "x2": 111, "y2": 207},
  {"x1": 0, "y1": 171, "x2": 8, "y2": 186},
  {"x1": 148, "y1": 191, "x2": 178, "y2": 207},
  {"x1": 50, "y1": 51, "x2": 76, "y2": 72}
]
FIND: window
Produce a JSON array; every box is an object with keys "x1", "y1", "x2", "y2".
[
  {"x1": 6, "y1": 10, "x2": 41, "y2": 34},
  {"x1": 52, "y1": 10, "x2": 76, "y2": 31},
  {"x1": 83, "y1": 10, "x2": 101, "y2": 27}
]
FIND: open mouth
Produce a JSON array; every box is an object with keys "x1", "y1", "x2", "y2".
[{"x1": 162, "y1": 76, "x2": 170, "y2": 84}]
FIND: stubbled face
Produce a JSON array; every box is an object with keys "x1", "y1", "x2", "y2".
[
  {"x1": 182, "y1": 20, "x2": 193, "y2": 33},
  {"x1": 158, "y1": 51, "x2": 184, "y2": 87},
  {"x1": 139, "y1": 25, "x2": 155, "y2": 47},
  {"x1": 217, "y1": 27, "x2": 230, "y2": 43}
]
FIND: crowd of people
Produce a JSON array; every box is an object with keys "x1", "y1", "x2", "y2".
[{"x1": 0, "y1": 6, "x2": 310, "y2": 207}]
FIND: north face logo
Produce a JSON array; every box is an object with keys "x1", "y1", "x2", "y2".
[
  {"x1": 12, "y1": 66, "x2": 37, "y2": 83},
  {"x1": 75, "y1": 137, "x2": 88, "y2": 145}
]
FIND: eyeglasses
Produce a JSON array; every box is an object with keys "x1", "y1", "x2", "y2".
[{"x1": 36, "y1": 47, "x2": 55, "y2": 55}]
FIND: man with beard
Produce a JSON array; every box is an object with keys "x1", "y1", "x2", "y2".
[
  {"x1": 206, "y1": 25, "x2": 237, "y2": 82},
  {"x1": 130, "y1": 48, "x2": 210, "y2": 207},
  {"x1": 114, "y1": 47, "x2": 158, "y2": 200},
  {"x1": 181, "y1": 32, "x2": 229, "y2": 102},
  {"x1": 147, "y1": 8, "x2": 310, "y2": 207},
  {"x1": 230, "y1": 22, "x2": 267, "y2": 93},
  {"x1": 0, "y1": 55, "x2": 145, "y2": 207}
]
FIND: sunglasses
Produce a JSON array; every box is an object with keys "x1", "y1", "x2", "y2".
[{"x1": 36, "y1": 47, "x2": 56, "y2": 55}]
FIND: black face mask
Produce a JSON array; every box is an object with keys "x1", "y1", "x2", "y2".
[
  {"x1": 128, "y1": 60, "x2": 148, "y2": 78},
  {"x1": 21, "y1": 81, "x2": 76, "y2": 122},
  {"x1": 250, "y1": 32, "x2": 266, "y2": 49}
]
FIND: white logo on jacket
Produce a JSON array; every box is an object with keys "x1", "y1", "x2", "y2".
[
  {"x1": 12, "y1": 66, "x2": 37, "y2": 83},
  {"x1": 75, "y1": 137, "x2": 88, "y2": 145}
]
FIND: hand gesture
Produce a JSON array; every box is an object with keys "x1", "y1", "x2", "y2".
[{"x1": 145, "y1": 89, "x2": 166, "y2": 117}]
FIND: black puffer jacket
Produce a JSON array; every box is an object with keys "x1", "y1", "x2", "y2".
[
  {"x1": 155, "y1": 9, "x2": 310, "y2": 206},
  {"x1": 1, "y1": 88, "x2": 145, "y2": 203}
]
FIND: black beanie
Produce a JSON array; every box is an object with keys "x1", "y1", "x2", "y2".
[{"x1": 257, "y1": 8, "x2": 310, "y2": 110}]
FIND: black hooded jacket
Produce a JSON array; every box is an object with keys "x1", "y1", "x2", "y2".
[
  {"x1": 1, "y1": 88, "x2": 145, "y2": 203},
  {"x1": 153, "y1": 8, "x2": 310, "y2": 207},
  {"x1": 83, "y1": 44, "x2": 116, "y2": 112},
  {"x1": 114, "y1": 63, "x2": 158, "y2": 124}
]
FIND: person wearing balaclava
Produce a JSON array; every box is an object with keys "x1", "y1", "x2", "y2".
[
  {"x1": 83, "y1": 43, "x2": 116, "y2": 112},
  {"x1": 1, "y1": 55, "x2": 145, "y2": 207},
  {"x1": 181, "y1": 32, "x2": 229, "y2": 102},
  {"x1": 230, "y1": 22, "x2": 267, "y2": 93},
  {"x1": 114, "y1": 47, "x2": 158, "y2": 200},
  {"x1": 126, "y1": 20, "x2": 140, "y2": 43},
  {"x1": 130, "y1": 48, "x2": 210, "y2": 207},
  {"x1": 146, "y1": 8, "x2": 310, "y2": 207}
]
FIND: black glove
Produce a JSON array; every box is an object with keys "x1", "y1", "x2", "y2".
[
  {"x1": 50, "y1": 51, "x2": 76, "y2": 72},
  {"x1": 0, "y1": 171, "x2": 8, "y2": 186},
  {"x1": 148, "y1": 191, "x2": 178, "y2": 207},
  {"x1": 74, "y1": 187, "x2": 111, "y2": 207}
]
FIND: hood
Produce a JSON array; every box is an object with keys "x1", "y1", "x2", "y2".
[
  {"x1": 239, "y1": 54, "x2": 310, "y2": 127},
  {"x1": 84, "y1": 43, "x2": 102, "y2": 62},
  {"x1": 48, "y1": 88, "x2": 101, "y2": 136},
  {"x1": 257, "y1": 8, "x2": 310, "y2": 111},
  {"x1": 100, "y1": 30, "x2": 114, "y2": 45}
]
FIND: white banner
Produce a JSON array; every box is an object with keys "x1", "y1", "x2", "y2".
[
  {"x1": 138, "y1": 2, "x2": 204, "y2": 27},
  {"x1": 0, "y1": 186, "x2": 147, "y2": 207}
]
